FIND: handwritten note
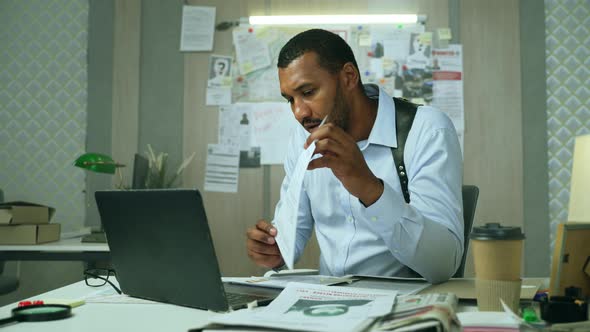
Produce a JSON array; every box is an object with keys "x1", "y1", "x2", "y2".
[{"x1": 251, "y1": 103, "x2": 298, "y2": 164}]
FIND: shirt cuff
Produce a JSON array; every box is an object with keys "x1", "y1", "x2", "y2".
[
  {"x1": 353, "y1": 181, "x2": 424, "y2": 258},
  {"x1": 357, "y1": 180, "x2": 405, "y2": 225}
]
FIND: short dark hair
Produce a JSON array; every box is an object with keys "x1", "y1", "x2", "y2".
[{"x1": 277, "y1": 29, "x2": 360, "y2": 76}]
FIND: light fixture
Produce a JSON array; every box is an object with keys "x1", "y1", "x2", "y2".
[
  {"x1": 74, "y1": 153, "x2": 125, "y2": 174},
  {"x1": 248, "y1": 14, "x2": 424, "y2": 26}
]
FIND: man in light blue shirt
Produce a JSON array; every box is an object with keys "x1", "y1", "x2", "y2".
[{"x1": 246, "y1": 29, "x2": 463, "y2": 283}]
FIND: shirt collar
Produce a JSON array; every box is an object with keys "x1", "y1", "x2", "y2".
[{"x1": 364, "y1": 84, "x2": 397, "y2": 148}]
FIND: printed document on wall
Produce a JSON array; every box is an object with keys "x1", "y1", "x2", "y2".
[
  {"x1": 432, "y1": 44, "x2": 464, "y2": 152},
  {"x1": 218, "y1": 106, "x2": 240, "y2": 148},
  {"x1": 204, "y1": 144, "x2": 239, "y2": 193},
  {"x1": 206, "y1": 88, "x2": 231, "y2": 106},
  {"x1": 251, "y1": 102, "x2": 299, "y2": 164},
  {"x1": 180, "y1": 6, "x2": 215, "y2": 51},
  {"x1": 232, "y1": 28, "x2": 272, "y2": 75}
]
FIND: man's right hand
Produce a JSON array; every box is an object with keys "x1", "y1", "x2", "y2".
[{"x1": 246, "y1": 220, "x2": 284, "y2": 268}]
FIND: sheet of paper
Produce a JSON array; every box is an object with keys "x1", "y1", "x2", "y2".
[
  {"x1": 218, "y1": 105, "x2": 240, "y2": 148},
  {"x1": 374, "y1": 25, "x2": 424, "y2": 61},
  {"x1": 83, "y1": 288, "x2": 157, "y2": 305},
  {"x1": 226, "y1": 103, "x2": 261, "y2": 168},
  {"x1": 232, "y1": 28, "x2": 272, "y2": 75},
  {"x1": 274, "y1": 142, "x2": 316, "y2": 269},
  {"x1": 369, "y1": 58, "x2": 384, "y2": 78},
  {"x1": 383, "y1": 37, "x2": 410, "y2": 62},
  {"x1": 206, "y1": 87, "x2": 231, "y2": 106},
  {"x1": 179, "y1": 6, "x2": 215, "y2": 52},
  {"x1": 251, "y1": 102, "x2": 298, "y2": 164},
  {"x1": 222, "y1": 275, "x2": 353, "y2": 289},
  {"x1": 346, "y1": 275, "x2": 430, "y2": 295},
  {"x1": 209, "y1": 283, "x2": 397, "y2": 332},
  {"x1": 244, "y1": 69, "x2": 282, "y2": 102},
  {"x1": 204, "y1": 144, "x2": 239, "y2": 193}
]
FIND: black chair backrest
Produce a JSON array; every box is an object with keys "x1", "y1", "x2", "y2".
[{"x1": 453, "y1": 185, "x2": 479, "y2": 278}]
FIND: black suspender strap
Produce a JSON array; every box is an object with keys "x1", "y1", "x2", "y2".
[{"x1": 391, "y1": 98, "x2": 418, "y2": 204}]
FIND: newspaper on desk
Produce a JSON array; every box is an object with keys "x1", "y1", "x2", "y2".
[
  {"x1": 369, "y1": 293, "x2": 459, "y2": 332},
  {"x1": 222, "y1": 274, "x2": 354, "y2": 289},
  {"x1": 207, "y1": 282, "x2": 397, "y2": 332}
]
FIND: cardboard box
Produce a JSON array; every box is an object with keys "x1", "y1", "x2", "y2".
[
  {"x1": 0, "y1": 223, "x2": 60, "y2": 244},
  {"x1": 0, "y1": 201, "x2": 55, "y2": 225}
]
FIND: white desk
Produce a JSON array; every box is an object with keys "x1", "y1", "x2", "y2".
[
  {"x1": 0, "y1": 277, "x2": 557, "y2": 332},
  {"x1": 0, "y1": 237, "x2": 110, "y2": 262},
  {"x1": 0, "y1": 279, "x2": 216, "y2": 331}
]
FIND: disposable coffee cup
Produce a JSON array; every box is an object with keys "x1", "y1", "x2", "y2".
[{"x1": 470, "y1": 223, "x2": 525, "y2": 311}]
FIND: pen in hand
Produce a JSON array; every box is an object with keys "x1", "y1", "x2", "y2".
[{"x1": 305, "y1": 115, "x2": 329, "y2": 149}]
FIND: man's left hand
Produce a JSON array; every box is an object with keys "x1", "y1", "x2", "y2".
[{"x1": 304, "y1": 123, "x2": 384, "y2": 206}]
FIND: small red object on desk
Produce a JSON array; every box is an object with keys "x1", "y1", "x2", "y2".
[{"x1": 18, "y1": 300, "x2": 44, "y2": 307}]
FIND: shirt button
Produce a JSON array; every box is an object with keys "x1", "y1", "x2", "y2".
[
  {"x1": 347, "y1": 215, "x2": 353, "y2": 222},
  {"x1": 371, "y1": 216, "x2": 378, "y2": 222}
]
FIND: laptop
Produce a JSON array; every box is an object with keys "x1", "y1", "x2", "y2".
[{"x1": 95, "y1": 189, "x2": 276, "y2": 311}]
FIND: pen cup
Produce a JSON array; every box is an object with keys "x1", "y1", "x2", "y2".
[{"x1": 470, "y1": 223, "x2": 525, "y2": 312}]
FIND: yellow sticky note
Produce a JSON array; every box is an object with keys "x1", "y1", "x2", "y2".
[
  {"x1": 419, "y1": 32, "x2": 433, "y2": 45},
  {"x1": 437, "y1": 28, "x2": 452, "y2": 40},
  {"x1": 359, "y1": 33, "x2": 371, "y2": 47}
]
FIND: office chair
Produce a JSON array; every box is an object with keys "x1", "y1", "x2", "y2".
[
  {"x1": 452, "y1": 185, "x2": 480, "y2": 278},
  {"x1": 0, "y1": 188, "x2": 20, "y2": 295}
]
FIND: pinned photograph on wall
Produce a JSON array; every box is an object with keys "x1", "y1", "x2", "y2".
[
  {"x1": 402, "y1": 32, "x2": 434, "y2": 104},
  {"x1": 237, "y1": 109, "x2": 261, "y2": 168},
  {"x1": 406, "y1": 32, "x2": 432, "y2": 69},
  {"x1": 208, "y1": 55, "x2": 233, "y2": 88},
  {"x1": 206, "y1": 55, "x2": 233, "y2": 106}
]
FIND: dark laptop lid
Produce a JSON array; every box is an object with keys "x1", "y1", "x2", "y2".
[{"x1": 95, "y1": 189, "x2": 229, "y2": 311}]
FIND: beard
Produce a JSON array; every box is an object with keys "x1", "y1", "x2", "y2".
[
  {"x1": 300, "y1": 83, "x2": 352, "y2": 132},
  {"x1": 328, "y1": 84, "x2": 351, "y2": 132}
]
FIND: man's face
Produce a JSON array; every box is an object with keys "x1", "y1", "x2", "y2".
[{"x1": 278, "y1": 52, "x2": 351, "y2": 133}]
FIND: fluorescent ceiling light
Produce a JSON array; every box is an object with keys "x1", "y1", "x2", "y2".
[{"x1": 249, "y1": 14, "x2": 421, "y2": 25}]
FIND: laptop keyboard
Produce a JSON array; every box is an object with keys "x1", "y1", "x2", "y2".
[{"x1": 226, "y1": 292, "x2": 267, "y2": 306}]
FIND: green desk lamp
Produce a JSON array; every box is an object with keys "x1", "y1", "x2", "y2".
[
  {"x1": 74, "y1": 153, "x2": 125, "y2": 174},
  {"x1": 74, "y1": 153, "x2": 125, "y2": 243}
]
